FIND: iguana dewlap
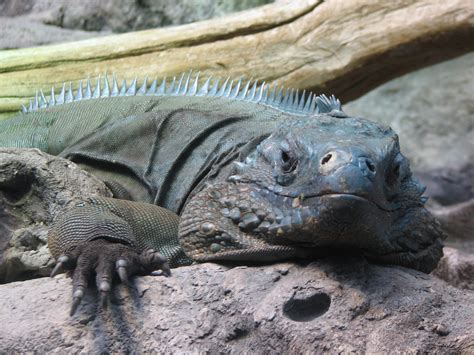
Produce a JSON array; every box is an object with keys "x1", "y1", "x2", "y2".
[{"x1": 0, "y1": 73, "x2": 446, "y2": 315}]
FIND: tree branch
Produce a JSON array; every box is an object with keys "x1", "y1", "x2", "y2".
[{"x1": 0, "y1": 0, "x2": 472, "y2": 119}]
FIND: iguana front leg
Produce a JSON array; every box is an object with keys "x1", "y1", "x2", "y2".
[{"x1": 48, "y1": 197, "x2": 191, "y2": 315}]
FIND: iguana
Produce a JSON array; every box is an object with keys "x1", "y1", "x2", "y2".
[{"x1": 0, "y1": 72, "x2": 446, "y2": 315}]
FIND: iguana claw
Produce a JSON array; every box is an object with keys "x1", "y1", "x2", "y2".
[
  {"x1": 116, "y1": 259, "x2": 129, "y2": 284},
  {"x1": 70, "y1": 289, "x2": 84, "y2": 316},
  {"x1": 50, "y1": 240, "x2": 170, "y2": 316},
  {"x1": 98, "y1": 281, "x2": 111, "y2": 309},
  {"x1": 50, "y1": 255, "x2": 70, "y2": 277}
]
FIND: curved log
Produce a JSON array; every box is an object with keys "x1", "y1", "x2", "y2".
[{"x1": 0, "y1": 0, "x2": 472, "y2": 120}]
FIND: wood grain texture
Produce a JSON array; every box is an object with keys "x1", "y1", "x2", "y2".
[{"x1": 0, "y1": 0, "x2": 472, "y2": 119}]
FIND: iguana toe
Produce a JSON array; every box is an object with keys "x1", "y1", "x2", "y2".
[
  {"x1": 54, "y1": 240, "x2": 170, "y2": 316},
  {"x1": 70, "y1": 289, "x2": 85, "y2": 316},
  {"x1": 95, "y1": 257, "x2": 114, "y2": 310},
  {"x1": 50, "y1": 255, "x2": 71, "y2": 278},
  {"x1": 139, "y1": 249, "x2": 171, "y2": 276},
  {"x1": 70, "y1": 249, "x2": 94, "y2": 316},
  {"x1": 115, "y1": 259, "x2": 129, "y2": 284},
  {"x1": 98, "y1": 281, "x2": 111, "y2": 309}
]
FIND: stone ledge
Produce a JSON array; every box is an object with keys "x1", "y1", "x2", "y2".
[{"x1": 0, "y1": 258, "x2": 472, "y2": 353}]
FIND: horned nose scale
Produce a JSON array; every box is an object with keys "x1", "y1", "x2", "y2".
[
  {"x1": 318, "y1": 150, "x2": 351, "y2": 174},
  {"x1": 319, "y1": 149, "x2": 376, "y2": 178}
]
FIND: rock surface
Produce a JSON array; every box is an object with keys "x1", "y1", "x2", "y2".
[
  {"x1": 0, "y1": 16, "x2": 105, "y2": 50},
  {"x1": 0, "y1": 258, "x2": 472, "y2": 353},
  {"x1": 345, "y1": 53, "x2": 474, "y2": 175},
  {"x1": 346, "y1": 54, "x2": 473, "y2": 250},
  {"x1": 0, "y1": 149, "x2": 111, "y2": 282},
  {"x1": 434, "y1": 247, "x2": 474, "y2": 290},
  {"x1": 0, "y1": 0, "x2": 272, "y2": 49},
  {"x1": 431, "y1": 199, "x2": 474, "y2": 242}
]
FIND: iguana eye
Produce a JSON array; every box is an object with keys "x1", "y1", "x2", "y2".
[
  {"x1": 281, "y1": 150, "x2": 291, "y2": 163},
  {"x1": 280, "y1": 149, "x2": 298, "y2": 174},
  {"x1": 392, "y1": 164, "x2": 400, "y2": 179},
  {"x1": 386, "y1": 153, "x2": 404, "y2": 186}
]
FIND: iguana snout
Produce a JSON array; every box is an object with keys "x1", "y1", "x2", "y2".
[{"x1": 310, "y1": 146, "x2": 390, "y2": 209}]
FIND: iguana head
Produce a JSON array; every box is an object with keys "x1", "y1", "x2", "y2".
[{"x1": 179, "y1": 113, "x2": 446, "y2": 272}]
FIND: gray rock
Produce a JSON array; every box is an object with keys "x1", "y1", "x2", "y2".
[
  {"x1": 434, "y1": 246, "x2": 474, "y2": 290},
  {"x1": 347, "y1": 51, "x2": 474, "y2": 293},
  {"x1": 431, "y1": 199, "x2": 474, "y2": 242},
  {"x1": 345, "y1": 53, "x2": 474, "y2": 175},
  {"x1": 0, "y1": 0, "x2": 273, "y2": 49},
  {"x1": 417, "y1": 163, "x2": 473, "y2": 206},
  {"x1": 0, "y1": 258, "x2": 472, "y2": 353},
  {"x1": 0, "y1": 148, "x2": 111, "y2": 282},
  {"x1": 0, "y1": 16, "x2": 106, "y2": 50}
]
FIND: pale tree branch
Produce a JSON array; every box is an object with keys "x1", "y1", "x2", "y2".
[{"x1": 0, "y1": 0, "x2": 472, "y2": 119}]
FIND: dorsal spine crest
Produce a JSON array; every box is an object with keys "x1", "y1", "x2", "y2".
[{"x1": 24, "y1": 71, "x2": 342, "y2": 116}]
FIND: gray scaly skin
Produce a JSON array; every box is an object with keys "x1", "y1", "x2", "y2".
[{"x1": 0, "y1": 72, "x2": 446, "y2": 315}]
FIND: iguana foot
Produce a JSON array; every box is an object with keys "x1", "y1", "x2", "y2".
[{"x1": 50, "y1": 239, "x2": 170, "y2": 316}]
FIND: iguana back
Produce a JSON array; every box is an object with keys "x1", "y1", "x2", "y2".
[{"x1": 0, "y1": 74, "x2": 337, "y2": 211}]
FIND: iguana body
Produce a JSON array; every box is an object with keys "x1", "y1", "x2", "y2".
[{"x1": 0, "y1": 73, "x2": 446, "y2": 314}]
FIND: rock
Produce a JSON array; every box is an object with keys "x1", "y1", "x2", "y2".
[
  {"x1": 0, "y1": 148, "x2": 111, "y2": 282},
  {"x1": 345, "y1": 53, "x2": 474, "y2": 175},
  {"x1": 417, "y1": 163, "x2": 473, "y2": 206},
  {"x1": 433, "y1": 247, "x2": 474, "y2": 290},
  {"x1": 430, "y1": 199, "x2": 474, "y2": 242},
  {"x1": 0, "y1": 16, "x2": 105, "y2": 50},
  {"x1": 0, "y1": 0, "x2": 273, "y2": 49},
  {"x1": 346, "y1": 53, "x2": 474, "y2": 249},
  {"x1": 0, "y1": 258, "x2": 472, "y2": 353}
]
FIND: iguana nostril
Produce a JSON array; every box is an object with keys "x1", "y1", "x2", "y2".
[
  {"x1": 365, "y1": 159, "x2": 376, "y2": 173},
  {"x1": 321, "y1": 153, "x2": 332, "y2": 165}
]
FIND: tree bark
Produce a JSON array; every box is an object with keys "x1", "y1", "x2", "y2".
[{"x1": 0, "y1": 0, "x2": 472, "y2": 120}]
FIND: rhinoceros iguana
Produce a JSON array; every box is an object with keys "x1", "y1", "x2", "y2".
[{"x1": 0, "y1": 72, "x2": 446, "y2": 315}]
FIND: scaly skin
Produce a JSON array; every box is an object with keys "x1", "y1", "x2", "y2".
[
  {"x1": 0, "y1": 74, "x2": 447, "y2": 315},
  {"x1": 178, "y1": 116, "x2": 446, "y2": 273}
]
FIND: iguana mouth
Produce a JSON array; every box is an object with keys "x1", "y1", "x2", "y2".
[
  {"x1": 249, "y1": 180, "x2": 400, "y2": 213},
  {"x1": 299, "y1": 193, "x2": 400, "y2": 213},
  {"x1": 233, "y1": 174, "x2": 399, "y2": 213},
  {"x1": 227, "y1": 183, "x2": 390, "y2": 238},
  {"x1": 179, "y1": 181, "x2": 394, "y2": 257}
]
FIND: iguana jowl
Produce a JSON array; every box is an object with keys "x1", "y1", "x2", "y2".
[{"x1": 0, "y1": 72, "x2": 446, "y2": 315}]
